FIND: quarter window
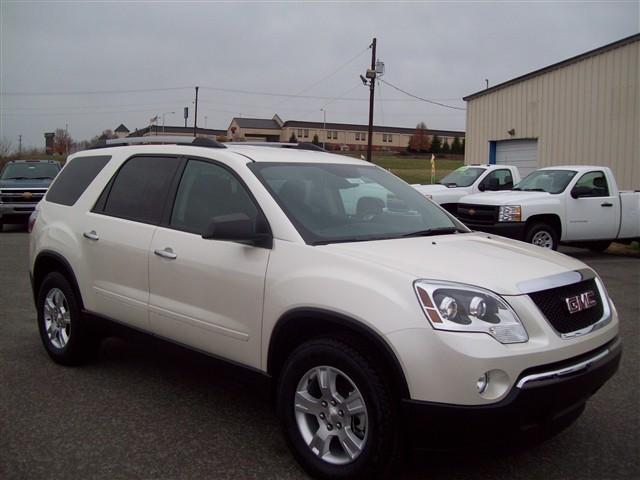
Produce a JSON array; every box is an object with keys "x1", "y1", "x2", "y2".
[
  {"x1": 46, "y1": 156, "x2": 110, "y2": 206},
  {"x1": 101, "y1": 156, "x2": 180, "y2": 224},
  {"x1": 170, "y1": 160, "x2": 259, "y2": 235}
]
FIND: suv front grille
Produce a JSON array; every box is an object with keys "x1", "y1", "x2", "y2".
[
  {"x1": 456, "y1": 204, "x2": 499, "y2": 225},
  {"x1": 0, "y1": 189, "x2": 46, "y2": 204},
  {"x1": 528, "y1": 279, "x2": 604, "y2": 335}
]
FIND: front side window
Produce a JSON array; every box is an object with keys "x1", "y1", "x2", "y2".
[
  {"x1": 514, "y1": 170, "x2": 577, "y2": 194},
  {"x1": 482, "y1": 169, "x2": 513, "y2": 190},
  {"x1": 439, "y1": 166, "x2": 486, "y2": 188},
  {"x1": 101, "y1": 156, "x2": 180, "y2": 224},
  {"x1": 170, "y1": 159, "x2": 258, "y2": 234},
  {"x1": 249, "y1": 162, "x2": 466, "y2": 244},
  {"x1": 572, "y1": 171, "x2": 610, "y2": 197}
]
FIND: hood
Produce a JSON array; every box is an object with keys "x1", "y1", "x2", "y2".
[
  {"x1": 413, "y1": 184, "x2": 451, "y2": 194},
  {"x1": 0, "y1": 178, "x2": 53, "y2": 189},
  {"x1": 322, "y1": 232, "x2": 587, "y2": 295},
  {"x1": 460, "y1": 190, "x2": 551, "y2": 205}
]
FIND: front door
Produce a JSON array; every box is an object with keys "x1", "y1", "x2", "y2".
[
  {"x1": 566, "y1": 171, "x2": 620, "y2": 240},
  {"x1": 148, "y1": 158, "x2": 270, "y2": 368}
]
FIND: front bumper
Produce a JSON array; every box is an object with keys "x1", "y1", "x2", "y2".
[
  {"x1": 401, "y1": 337, "x2": 622, "y2": 448},
  {"x1": 463, "y1": 221, "x2": 527, "y2": 241},
  {"x1": 0, "y1": 203, "x2": 38, "y2": 221}
]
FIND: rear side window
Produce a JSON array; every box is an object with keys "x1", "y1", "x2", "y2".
[
  {"x1": 101, "y1": 156, "x2": 180, "y2": 225},
  {"x1": 46, "y1": 156, "x2": 111, "y2": 206}
]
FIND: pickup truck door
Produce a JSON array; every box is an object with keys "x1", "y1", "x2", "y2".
[
  {"x1": 566, "y1": 170, "x2": 620, "y2": 240},
  {"x1": 148, "y1": 158, "x2": 270, "y2": 369}
]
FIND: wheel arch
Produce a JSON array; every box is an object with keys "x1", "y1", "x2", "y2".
[
  {"x1": 268, "y1": 308, "x2": 410, "y2": 400},
  {"x1": 32, "y1": 250, "x2": 84, "y2": 309},
  {"x1": 526, "y1": 214, "x2": 562, "y2": 238}
]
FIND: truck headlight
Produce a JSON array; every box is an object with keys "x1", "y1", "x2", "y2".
[
  {"x1": 414, "y1": 280, "x2": 528, "y2": 344},
  {"x1": 498, "y1": 205, "x2": 521, "y2": 222}
]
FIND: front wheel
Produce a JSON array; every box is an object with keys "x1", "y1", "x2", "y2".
[
  {"x1": 525, "y1": 222, "x2": 559, "y2": 250},
  {"x1": 277, "y1": 338, "x2": 399, "y2": 479}
]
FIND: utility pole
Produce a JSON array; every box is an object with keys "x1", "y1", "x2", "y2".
[
  {"x1": 366, "y1": 38, "x2": 377, "y2": 162},
  {"x1": 18, "y1": 134, "x2": 22, "y2": 158},
  {"x1": 321, "y1": 109, "x2": 326, "y2": 149},
  {"x1": 193, "y1": 86, "x2": 199, "y2": 136}
]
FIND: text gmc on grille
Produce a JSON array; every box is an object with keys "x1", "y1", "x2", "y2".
[{"x1": 529, "y1": 279, "x2": 604, "y2": 334}]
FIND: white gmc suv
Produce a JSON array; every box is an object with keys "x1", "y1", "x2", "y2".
[{"x1": 29, "y1": 138, "x2": 621, "y2": 480}]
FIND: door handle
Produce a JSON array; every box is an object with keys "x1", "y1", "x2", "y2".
[
  {"x1": 83, "y1": 230, "x2": 99, "y2": 241},
  {"x1": 601, "y1": 202, "x2": 613, "y2": 207},
  {"x1": 154, "y1": 247, "x2": 177, "y2": 260}
]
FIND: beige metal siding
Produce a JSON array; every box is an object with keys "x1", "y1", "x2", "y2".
[{"x1": 465, "y1": 39, "x2": 639, "y2": 190}]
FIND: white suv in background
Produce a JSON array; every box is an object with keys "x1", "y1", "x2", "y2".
[{"x1": 29, "y1": 137, "x2": 621, "y2": 479}]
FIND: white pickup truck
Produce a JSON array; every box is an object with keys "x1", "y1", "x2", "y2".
[
  {"x1": 413, "y1": 164, "x2": 521, "y2": 214},
  {"x1": 457, "y1": 166, "x2": 640, "y2": 251}
]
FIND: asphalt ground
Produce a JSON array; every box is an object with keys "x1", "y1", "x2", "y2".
[{"x1": 1, "y1": 226, "x2": 638, "y2": 480}]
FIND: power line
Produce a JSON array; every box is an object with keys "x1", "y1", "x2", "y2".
[
  {"x1": 1, "y1": 86, "x2": 192, "y2": 96},
  {"x1": 378, "y1": 79, "x2": 466, "y2": 110}
]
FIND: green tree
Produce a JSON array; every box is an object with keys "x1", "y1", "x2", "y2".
[
  {"x1": 312, "y1": 134, "x2": 320, "y2": 146},
  {"x1": 451, "y1": 136, "x2": 462, "y2": 154},
  {"x1": 289, "y1": 132, "x2": 298, "y2": 143},
  {"x1": 408, "y1": 122, "x2": 430, "y2": 153},
  {"x1": 441, "y1": 140, "x2": 450, "y2": 154},
  {"x1": 461, "y1": 138, "x2": 465, "y2": 154},
  {"x1": 430, "y1": 135, "x2": 441, "y2": 154}
]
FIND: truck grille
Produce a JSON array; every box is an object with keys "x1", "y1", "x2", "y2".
[
  {"x1": 456, "y1": 204, "x2": 499, "y2": 225},
  {"x1": 528, "y1": 279, "x2": 604, "y2": 335},
  {"x1": 0, "y1": 189, "x2": 47, "y2": 204}
]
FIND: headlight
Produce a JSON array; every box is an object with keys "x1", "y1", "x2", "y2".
[
  {"x1": 498, "y1": 205, "x2": 521, "y2": 222},
  {"x1": 414, "y1": 280, "x2": 528, "y2": 344}
]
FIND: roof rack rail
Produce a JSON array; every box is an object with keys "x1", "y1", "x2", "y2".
[
  {"x1": 227, "y1": 142, "x2": 327, "y2": 152},
  {"x1": 90, "y1": 136, "x2": 227, "y2": 149}
]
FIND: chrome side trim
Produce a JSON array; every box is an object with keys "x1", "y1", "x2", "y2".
[
  {"x1": 517, "y1": 268, "x2": 594, "y2": 294},
  {"x1": 516, "y1": 348, "x2": 610, "y2": 389}
]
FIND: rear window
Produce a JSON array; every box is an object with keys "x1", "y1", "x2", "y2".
[{"x1": 46, "y1": 156, "x2": 111, "y2": 206}]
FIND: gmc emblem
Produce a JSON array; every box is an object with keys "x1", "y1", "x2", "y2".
[{"x1": 565, "y1": 291, "x2": 597, "y2": 314}]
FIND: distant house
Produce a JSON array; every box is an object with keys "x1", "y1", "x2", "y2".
[
  {"x1": 114, "y1": 124, "x2": 130, "y2": 139},
  {"x1": 227, "y1": 114, "x2": 464, "y2": 152}
]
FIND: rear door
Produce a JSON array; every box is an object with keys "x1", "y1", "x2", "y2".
[
  {"x1": 82, "y1": 155, "x2": 181, "y2": 331},
  {"x1": 566, "y1": 170, "x2": 620, "y2": 240},
  {"x1": 148, "y1": 158, "x2": 270, "y2": 368}
]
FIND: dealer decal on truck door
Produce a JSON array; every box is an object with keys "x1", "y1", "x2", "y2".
[{"x1": 565, "y1": 291, "x2": 597, "y2": 314}]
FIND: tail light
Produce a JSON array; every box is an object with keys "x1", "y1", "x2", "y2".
[{"x1": 28, "y1": 210, "x2": 38, "y2": 233}]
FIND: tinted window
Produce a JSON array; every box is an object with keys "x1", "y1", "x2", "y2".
[
  {"x1": 171, "y1": 160, "x2": 258, "y2": 234},
  {"x1": 102, "y1": 156, "x2": 180, "y2": 224},
  {"x1": 573, "y1": 171, "x2": 610, "y2": 197},
  {"x1": 483, "y1": 169, "x2": 513, "y2": 190},
  {"x1": 46, "y1": 156, "x2": 110, "y2": 206}
]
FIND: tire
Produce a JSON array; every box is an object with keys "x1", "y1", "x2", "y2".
[
  {"x1": 37, "y1": 272, "x2": 98, "y2": 366},
  {"x1": 525, "y1": 222, "x2": 559, "y2": 250},
  {"x1": 277, "y1": 338, "x2": 399, "y2": 480},
  {"x1": 586, "y1": 241, "x2": 611, "y2": 253}
]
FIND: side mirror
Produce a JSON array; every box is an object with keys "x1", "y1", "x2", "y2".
[
  {"x1": 478, "y1": 183, "x2": 486, "y2": 192},
  {"x1": 571, "y1": 186, "x2": 592, "y2": 199},
  {"x1": 202, "y1": 213, "x2": 272, "y2": 249}
]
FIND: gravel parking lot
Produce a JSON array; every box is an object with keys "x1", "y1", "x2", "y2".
[{"x1": 1, "y1": 228, "x2": 638, "y2": 480}]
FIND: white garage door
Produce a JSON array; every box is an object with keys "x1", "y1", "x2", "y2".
[{"x1": 495, "y1": 139, "x2": 538, "y2": 178}]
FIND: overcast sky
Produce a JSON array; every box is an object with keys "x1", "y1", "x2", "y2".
[{"x1": 1, "y1": 1, "x2": 638, "y2": 149}]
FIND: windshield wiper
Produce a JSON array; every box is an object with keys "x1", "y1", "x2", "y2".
[
  {"x1": 5, "y1": 176, "x2": 29, "y2": 180},
  {"x1": 522, "y1": 188, "x2": 546, "y2": 192},
  {"x1": 402, "y1": 227, "x2": 466, "y2": 238},
  {"x1": 30, "y1": 176, "x2": 54, "y2": 180}
]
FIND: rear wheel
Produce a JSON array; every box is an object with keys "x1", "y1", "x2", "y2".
[
  {"x1": 525, "y1": 222, "x2": 559, "y2": 250},
  {"x1": 277, "y1": 338, "x2": 399, "y2": 479},
  {"x1": 37, "y1": 272, "x2": 98, "y2": 365}
]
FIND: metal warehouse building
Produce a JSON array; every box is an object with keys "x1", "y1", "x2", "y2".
[{"x1": 463, "y1": 33, "x2": 639, "y2": 190}]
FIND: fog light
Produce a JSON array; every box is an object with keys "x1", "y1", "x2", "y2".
[{"x1": 476, "y1": 372, "x2": 489, "y2": 394}]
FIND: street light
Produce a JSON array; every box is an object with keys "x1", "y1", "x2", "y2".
[
  {"x1": 320, "y1": 108, "x2": 327, "y2": 149},
  {"x1": 205, "y1": 116, "x2": 208, "y2": 128},
  {"x1": 161, "y1": 111, "x2": 175, "y2": 134}
]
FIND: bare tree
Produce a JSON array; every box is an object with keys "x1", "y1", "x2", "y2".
[
  {"x1": 0, "y1": 137, "x2": 12, "y2": 158},
  {"x1": 53, "y1": 128, "x2": 74, "y2": 155},
  {"x1": 408, "y1": 122, "x2": 430, "y2": 153}
]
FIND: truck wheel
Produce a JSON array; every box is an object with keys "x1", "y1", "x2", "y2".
[
  {"x1": 37, "y1": 272, "x2": 98, "y2": 366},
  {"x1": 277, "y1": 338, "x2": 399, "y2": 479},
  {"x1": 584, "y1": 241, "x2": 612, "y2": 252},
  {"x1": 525, "y1": 223, "x2": 558, "y2": 250}
]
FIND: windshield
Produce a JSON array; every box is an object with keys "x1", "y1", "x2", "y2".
[
  {"x1": 0, "y1": 162, "x2": 60, "y2": 180},
  {"x1": 438, "y1": 166, "x2": 485, "y2": 187},
  {"x1": 249, "y1": 162, "x2": 468, "y2": 244},
  {"x1": 513, "y1": 170, "x2": 577, "y2": 194}
]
